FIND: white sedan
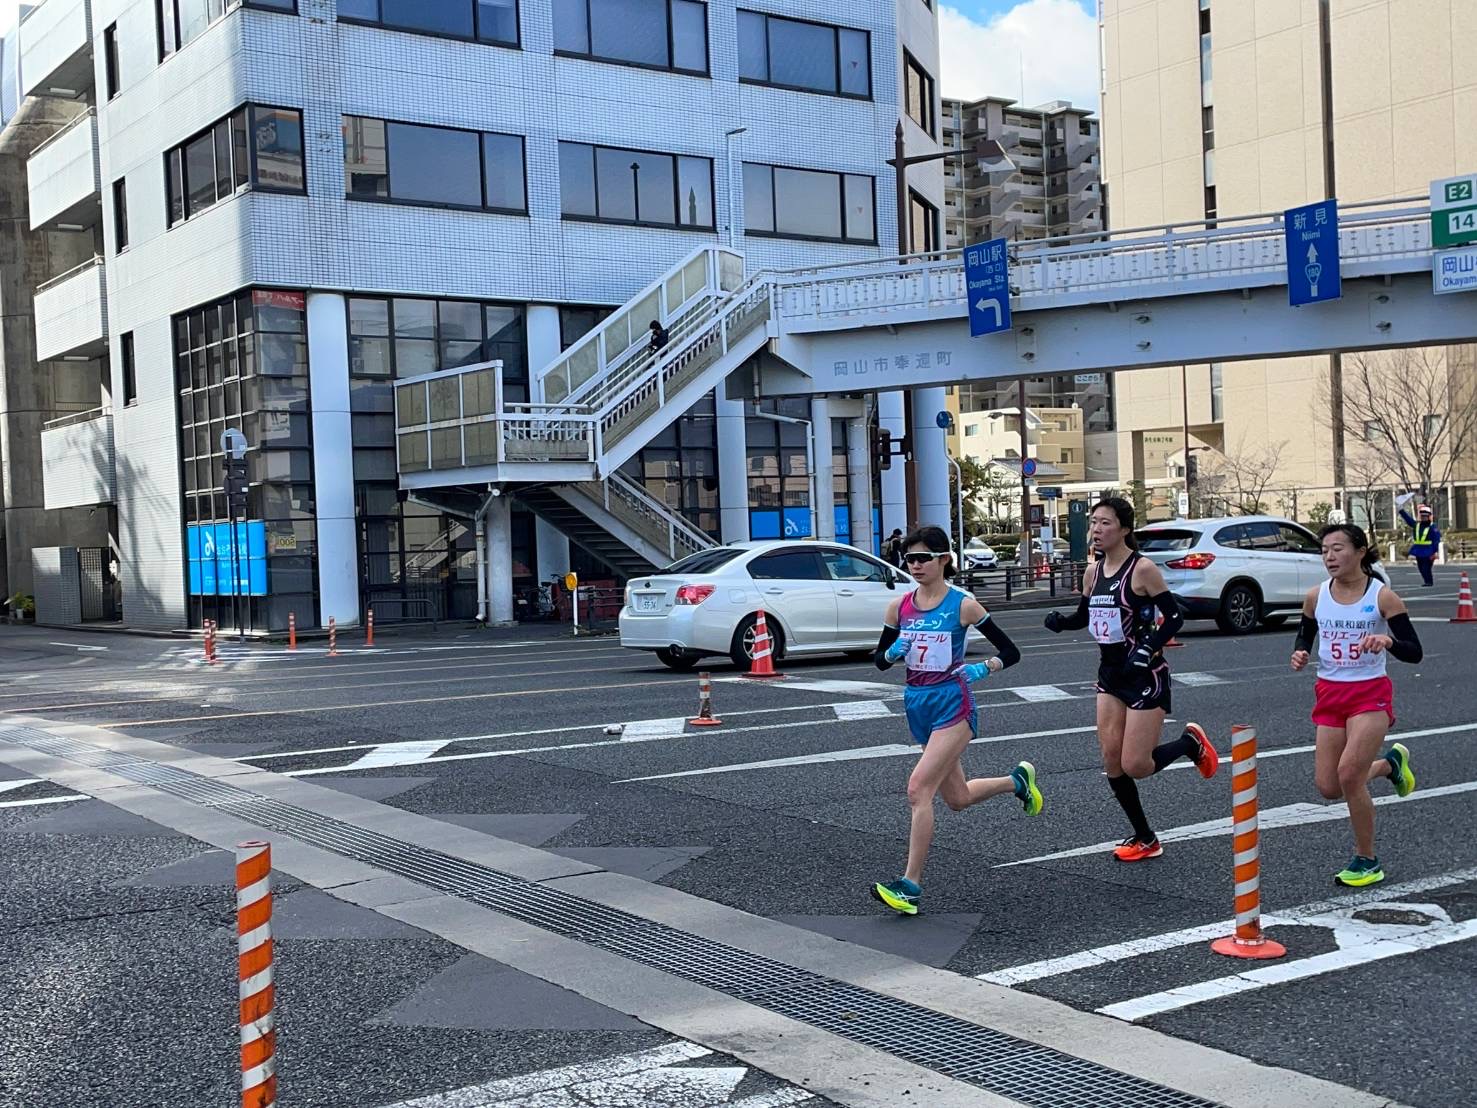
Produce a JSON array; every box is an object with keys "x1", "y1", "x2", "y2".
[{"x1": 619, "y1": 540, "x2": 917, "y2": 671}]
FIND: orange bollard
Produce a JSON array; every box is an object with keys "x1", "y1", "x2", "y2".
[
  {"x1": 741, "y1": 611, "x2": 785, "y2": 680},
  {"x1": 236, "y1": 840, "x2": 277, "y2": 1108},
  {"x1": 327, "y1": 616, "x2": 338, "y2": 657},
  {"x1": 1451, "y1": 571, "x2": 1476, "y2": 623},
  {"x1": 1210, "y1": 726, "x2": 1286, "y2": 960},
  {"x1": 687, "y1": 671, "x2": 723, "y2": 726},
  {"x1": 287, "y1": 612, "x2": 296, "y2": 652},
  {"x1": 366, "y1": 607, "x2": 374, "y2": 647},
  {"x1": 206, "y1": 619, "x2": 219, "y2": 666}
]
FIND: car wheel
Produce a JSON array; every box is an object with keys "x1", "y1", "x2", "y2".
[
  {"x1": 655, "y1": 647, "x2": 700, "y2": 672},
  {"x1": 1259, "y1": 613, "x2": 1290, "y2": 629},
  {"x1": 1216, "y1": 583, "x2": 1262, "y2": 634},
  {"x1": 730, "y1": 613, "x2": 785, "y2": 671}
]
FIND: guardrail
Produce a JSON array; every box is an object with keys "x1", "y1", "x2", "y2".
[
  {"x1": 28, "y1": 106, "x2": 94, "y2": 159},
  {"x1": 43, "y1": 403, "x2": 110, "y2": 431},
  {"x1": 366, "y1": 596, "x2": 438, "y2": 628},
  {"x1": 956, "y1": 560, "x2": 1086, "y2": 604},
  {"x1": 36, "y1": 253, "x2": 104, "y2": 295}
]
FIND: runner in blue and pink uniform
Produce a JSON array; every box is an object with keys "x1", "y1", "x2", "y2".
[{"x1": 869, "y1": 525, "x2": 1043, "y2": 916}]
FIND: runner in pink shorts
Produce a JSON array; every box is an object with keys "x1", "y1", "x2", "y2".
[{"x1": 1291, "y1": 523, "x2": 1423, "y2": 888}]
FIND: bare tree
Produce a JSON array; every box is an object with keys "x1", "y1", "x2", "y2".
[
  {"x1": 1344, "y1": 445, "x2": 1393, "y2": 532},
  {"x1": 1200, "y1": 437, "x2": 1287, "y2": 515},
  {"x1": 1337, "y1": 347, "x2": 1477, "y2": 501}
]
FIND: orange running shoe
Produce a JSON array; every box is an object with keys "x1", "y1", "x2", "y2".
[
  {"x1": 1184, "y1": 722, "x2": 1219, "y2": 779},
  {"x1": 1113, "y1": 837, "x2": 1164, "y2": 862}
]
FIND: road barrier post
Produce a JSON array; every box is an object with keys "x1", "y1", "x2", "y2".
[
  {"x1": 206, "y1": 619, "x2": 218, "y2": 665},
  {"x1": 327, "y1": 616, "x2": 338, "y2": 657},
  {"x1": 236, "y1": 840, "x2": 276, "y2": 1108},
  {"x1": 1211, "y1": 726, "x2": 1286, "y2": 960},
  {"x1": 287, "y1": 612, "x2": 296, "y2": 652},
  {"x1": 688, "y1": 671, "x2": 723, "y2": 726},
  {"x1": 366, "y1": 607, "x2": 374, "y2": 646}
]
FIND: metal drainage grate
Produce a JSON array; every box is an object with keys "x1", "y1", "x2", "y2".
[{"x1": 0, "y1": 725, "x2": 1220, "y2": 1108}]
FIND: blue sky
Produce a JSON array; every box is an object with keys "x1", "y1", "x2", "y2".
[{"x1": 938, "y1": 0, "x2": 1101, "y2": 109}]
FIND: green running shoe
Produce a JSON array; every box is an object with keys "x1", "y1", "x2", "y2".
[
  {"x1": 1011, "y1": 761, "x2": 1044, "y2": 816},
  {"x1": 871, "y1": 877, "x2": 920, "y2": 916},
  {"x1": 1385, "y1": 743, "x2": 1416, "y2": 799},
  {"x1": 1335, "y1": 855, "x2": 1385, "y2": 887}
]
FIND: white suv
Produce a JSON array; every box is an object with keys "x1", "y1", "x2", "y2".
[{"x1": 1135, "y1": 516, "x2": 1384, "y2": 634}]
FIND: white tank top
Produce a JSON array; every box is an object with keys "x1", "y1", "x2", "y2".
[{"x1": 1314, "y1": 577, "x2": 1388, "y2": 682}]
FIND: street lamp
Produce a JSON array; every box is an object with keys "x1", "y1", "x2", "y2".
[{"x1": 724, "y1": 126, "x2": 747, "y2": 249}]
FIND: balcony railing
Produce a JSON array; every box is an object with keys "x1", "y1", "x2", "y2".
[{"x1": 34, "y1": 255, "x2": 107, "y2": 361}]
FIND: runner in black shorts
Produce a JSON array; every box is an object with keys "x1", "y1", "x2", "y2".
[{"x1": 1043, "y1": 497, "x2": 1220, "y2": 861}]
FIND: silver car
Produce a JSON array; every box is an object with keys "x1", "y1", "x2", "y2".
[{"x1": 1135, "y1": 516, "x2": 1386, "y2": 635}]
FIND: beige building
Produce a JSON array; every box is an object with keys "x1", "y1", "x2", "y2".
[
  {"x1": 1102, "y1": 0, "x2": 1477, "y2": 526},
  {"x1": 959, "y1": 407, "x2": 1088, "y2": 483}
]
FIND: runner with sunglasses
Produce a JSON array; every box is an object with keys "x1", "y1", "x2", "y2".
[
  {"x1": 1043, "y1": 497, "x2": 1219, "y2": 862},
  {"x1": 869, "y1": 525, "x2": 1043, "y2": 916}
]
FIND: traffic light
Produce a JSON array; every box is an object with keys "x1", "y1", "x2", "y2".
[
  {"x1": 872, "y1": 426, "x2": 893, "y2": 471},
  {"x1": 1186, "y1": 453, "x2": 1199, "y2": 486}
]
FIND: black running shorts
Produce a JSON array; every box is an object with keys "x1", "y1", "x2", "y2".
[{"x1": 1096, "y1": 661, "x2": 1172, "y2": 713}]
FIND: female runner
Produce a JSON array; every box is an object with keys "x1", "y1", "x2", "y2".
[
  {"x1": 1043, "y1": 498, "x2": 1219, "y2": 861},
  {"x1": 1291, "y1": 523, "x2": 1420, "y2": 887},
  {"x1": 870, "y1": 525, "x2": 1042, "y2": 916}
]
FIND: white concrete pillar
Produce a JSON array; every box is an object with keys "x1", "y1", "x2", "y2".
[
  {"x1": 485, "y1": 492, "x2": 514, "y2": 625},
  {"x1": 716, "y1": 382, "x2": 750, "y2": 543},
  {"x1": 525, "y1": 304, "x2": 562, "y2": 403},
  {"x1": 811, "y1": 397, "x2": 835, "y2": 541},
  {"x1": 847, "y1": 416, "x2": 873, "y2": 552},
  {"x1": 878, "y1": 391, "x2": 908, "y2": 536},
  {"x1": 535, "y1": 516, "x2": 571, "y2": 584},
  {"x1": 306, "y1": 292, "x2": 360, "y2": 628},
  {"x1": 911, "y1": 386, "x2": 952, "y2": 532}
]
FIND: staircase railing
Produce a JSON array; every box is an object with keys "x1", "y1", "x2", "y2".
[{"x1": 569, "y1": 471, "x2": 714, "y2": 564}]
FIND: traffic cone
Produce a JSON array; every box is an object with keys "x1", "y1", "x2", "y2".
[
  {"x1": 742, "y1": 611, "x2": 785, "y2": 679},
  {"x1": 688, "y1": 671, "x2": 723, "y2": 726},
  {"x1": 1156, "y1": 610, "x2": 1184, "y2": 647},
  {"x1": 1452, "y1": 571, "x2": 1477, "y2": 623}
]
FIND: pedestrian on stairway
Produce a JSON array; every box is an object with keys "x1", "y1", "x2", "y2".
[
  {"x1": 1291, "y1": 522, "x2": 1421, "y2": 887},
  {"x1": 1042, "y1": 497, "x2": 1220, "y2": 863},
  {"x1": 1397, "y1": 499, "x2": 1442, "y2": 587},
  {"x1": 868, "y1": 525, "x2": 1042, "y2": 916},
  {"x1": 648, "y1": 319, "x2": 669, "y2": 354}
]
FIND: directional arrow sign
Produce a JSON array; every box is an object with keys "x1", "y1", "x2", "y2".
[
  {"x1": 964, "y1": 237, "x2": 1011, "y2": 337},
  {"x1": 1284, "y1": 198, "x2": 1341, "y2": 306}
]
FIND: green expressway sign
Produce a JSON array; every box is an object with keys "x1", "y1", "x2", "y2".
[{"x1": 1431, "y1": 174, "x2": 1477, "y2": 248}]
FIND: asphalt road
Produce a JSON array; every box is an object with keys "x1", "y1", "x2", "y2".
[{"x1": 1, "y1": 562, "x2": 1473, "y2": 1107}]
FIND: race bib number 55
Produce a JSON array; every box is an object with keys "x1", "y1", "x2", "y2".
[{"x1": 907, "y1": 631, "x2": 952, "y2": 672}]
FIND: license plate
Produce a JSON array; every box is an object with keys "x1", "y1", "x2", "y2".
[{"x1": 635, "y1": 594, "x2": 662, "y2": 612}]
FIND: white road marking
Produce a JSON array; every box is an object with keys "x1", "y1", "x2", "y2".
[
  {"x1": 833, "y1": 700, "x2": 894, "y2": 721},
  {"x1": 48, "y1": 642, "x2": 108, "y2": 652},
  {"x1": 1000, "y1": 780, "x2": 1477, "y2": 867},
  {"x1": 0, "y1": 778, "x2": 41, "y2": 795},
  {"x1": 1173, "y1": 672, "x2": 1226, "y2": 687},
  {"x1": 620, "y1": 717, "x2": 691, "y2": 741},
  {"x1": 342, "y1": 739, "x2": 454, "y2": 770},
  {"x1": 1097, "y1": 916, "x2": 1477, "y2": 1022},
  {"x1": 1010, "y1": 684, "x2": 1073, "y2": 702},
  {"x1": 1163, "y1": 720, "x2": 1477, "y2": 773},
  {"x1": 979, "y1": 866, "x2": 1477, "y2": 985},
  {"x1": 718, "y1": 677, "x2": 900, "y2": 697},
  {"x1": 0, "y1": 794, "x2": 87, "y2": 810}
]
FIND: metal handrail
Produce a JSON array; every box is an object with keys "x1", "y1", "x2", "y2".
[
  {"x1": 36, "y1": 254, "x2": 104, "y2": 294},
  {"x1": 607, "y1": 471, "x2": 713, "y2": 555},
  {"x1": 42, "y1": 404, "x2": 111, "y2": 431},
  {"x1": 28, "y1": 107, "x2": 95, "y2": 159}
]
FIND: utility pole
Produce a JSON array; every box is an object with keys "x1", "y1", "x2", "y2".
[
  {"x1": 1318, "y1": 0, "x2": 1346, "y2": 503},
  {"x1": 1019, "y1": 378, "x2": 1032, "y2": 575},
  {"x1": 1182, "y1": 364, "x2": 1192, "y2": 518}
]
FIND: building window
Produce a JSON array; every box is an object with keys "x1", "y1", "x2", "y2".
[
  {"x1": 112, "y1": 178, "x2": 128, "y2": 252},
  {"x1": 619, "y1": 393, "x2": 720, "y2": 538},
  {"x1": 904, "y1": 51, "x2": 935, "y2": 136},
  {"x1": 743, "y1": 162, "x2": 875, "y2": 244},
  {"x1": 104, "y1": 23, "x2": 121, "y2": 98},
  {"x1": 909, "y1": 190, "x2": 938, "y2": 255},
  {"x1": 736, "y1": 11, "x2": 870, "y2": 99},
  {"x1": 558, "y1": 141, "x2": 714, "y2": 230},
  {"x1": 1210, "y1": 363, "x2": 1224, "y2": 422},
  {"x1": 746, "y1": 398, "x2": 813, "y2": 539},
  {"x1": 121, "y1": 332, "x2": 137, "y2": 406},
  {"x1": 338, "y1": 0, "x2": 517, "y2": 46},
  {"x1": 343, "y1": 117, "x2": 526, "y2": 214},
  {"x1": 347, "y1": 294, "x2": 528, "y2": 401},
  {"x1": 158, "y1": 1, "x2": 297, "y2": 61},
  {"x1": 553, "y1": 0, "x2": 708, "y2": 75},
  {"x1": 559, "y1": 305, "x2": 614, "y2": 350},
  {"x1": 1364, "y1": 419, "x2": 1385, "y2": 442},
  {"x1": 166, "y1": 105, "x2": 305, "y2": 226}
]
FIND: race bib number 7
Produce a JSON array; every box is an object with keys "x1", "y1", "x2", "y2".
[
  {"x1": 907, "y1": 631, "x2": 952, "y2": 672},
  {"x1": 1089, "y1": 607, "x2": 1124, "y2": 644}
]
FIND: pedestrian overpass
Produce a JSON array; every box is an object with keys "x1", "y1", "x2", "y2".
[{"x1": 393, "y1": 197, "x2": 1473, "y2": 578}]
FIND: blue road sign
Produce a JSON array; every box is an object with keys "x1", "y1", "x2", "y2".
[
  {"x1": 964, "y1": 237, "x2": 1011, "y2": 337},
  {"x1": 1037, "y1": 486, "x2": 1062, "y2": 499},
  {"x1": 935, "y1": 410, "x2": 952, "y2": 429},
  {"x1": 1284, "y1": 199, "x2": 1341, "y2": 306},
  {"x1": 1022, "y1": 458, "x2": 1038, "y2": 478}
]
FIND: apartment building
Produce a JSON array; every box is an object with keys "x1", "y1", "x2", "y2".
[
  {"x1": 1103, "y1": 0, "x2": 1477, "y2": 525},
  {"x1": 7, "y1": 0, "x2": 946, "y2": 631}
]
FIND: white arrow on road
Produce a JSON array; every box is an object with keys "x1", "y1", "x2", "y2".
[{"x1": 974, "y1": 297, "x2": 1002, "y2": 327}]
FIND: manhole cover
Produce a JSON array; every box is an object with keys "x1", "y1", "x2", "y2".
[{"x1": 1351, "y1": 908, "x2": 1434, "y2": 926}]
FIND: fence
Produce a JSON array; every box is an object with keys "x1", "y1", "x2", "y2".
[{"x1": 956, "y1": 560, "x2": 1086, "y2": 604}]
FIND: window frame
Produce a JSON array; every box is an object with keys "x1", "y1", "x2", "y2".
[
  {"x1": 343, "y1": 115, "x2": 528, "y2": 216},
  {"x1": 908, "y1": 188, "x2": 939, "y2": 255},
  {"x1": 337, "y1": 0, "x2": 521, "y2": 50},
  {"x1": 553, "y1": 0, "x2": 710, "y2": 77},
  {"x1": 157, "y1": 1, "x2": 300, "y2": 63},
  {"x1": 558, "y1": 140, "x2": 716, "y2": 232},
  {"x1": 103, "y1": 22, "x2": 121, "y2": 99},
  {"x1": 903, "y1": 49, "x2": 936, "y2": 137},
  {"x1": 736, "y1": 9, "x2": 871, "y2": 101},
  {"x1": 747, "y1": 548, "x2": 827, "y2": 581},
  {"x1": 111, "y1": 177, "x2": 129, "y2": 253},
  {"x1": 742, "y1": 161, "x2": 877, "y2": 246},
  {"x1": 121, "y1": 332, "x2": 137, "y2": 407},
  {"x1": 165, "y1": 104, "x2": 307, "y2": 228}
]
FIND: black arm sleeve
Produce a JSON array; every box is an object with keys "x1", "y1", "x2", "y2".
[
  {"x1": 874, "y1": 624, "x2": 901, "y2": 671},
  {"x1": 1047, "y1": 594, "x2": 1090, "y2": 632},
  {"x1": 1293, "y1": 614, "x2": 1318, "y2": 654},
  {"x1": 1142, "y1": 591, "x2": 1183, "y2": 652},
  {"x1": 976, "y1": 615, "x2": 1021, "y2": 669},
  {"x1": 1386, "y1": 613, "x2": 1423, "y2": 664}
]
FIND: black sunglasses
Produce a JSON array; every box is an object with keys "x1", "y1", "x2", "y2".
[{"x1": 903, "y1": 551, "x2": 945, "y2": 566}]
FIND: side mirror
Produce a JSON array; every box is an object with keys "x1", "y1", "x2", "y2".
[{"x1": 885, "y1": 575, "x2": 896, "y2": 590}]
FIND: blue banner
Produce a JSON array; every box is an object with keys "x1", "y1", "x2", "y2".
[{"x1": 188, "y1": 521, "x2": 268, "y2": 596}]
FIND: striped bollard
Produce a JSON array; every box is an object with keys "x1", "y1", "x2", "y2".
[
  {"x1": 327, "y1": 616, "x2": 338, "y2": 657},
  {"x1": 366, "y1": 607, "x2": 374, "y2": 647},
  {"x1": 1210, "y1": 726, "x2": 1286, "y2": 960},
  {"x1": 287, "y1": 612, "x2": 296, "y2": 652},
  {"x1": 236, "y1": 840, "x2": 277, "y2": 1107},
  {"x1": 206, "y1": 619, "x2": 219, "y2": 665},
  {"x1": 687, "y1": 671, "x2": 723, "y2": 726}
]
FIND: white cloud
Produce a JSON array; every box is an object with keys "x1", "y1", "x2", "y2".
[{"x1": 938, "y1": 1, "x2": 1101, "y2": 111}]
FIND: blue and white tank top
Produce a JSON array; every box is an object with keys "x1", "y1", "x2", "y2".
[{"x1": 898, "y1": 587, "x2": 969, "y2": 687}]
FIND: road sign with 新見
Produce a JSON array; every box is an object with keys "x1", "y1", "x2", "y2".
[
  {"x1": 1431, "y1": 174, "x2": 1477, "y2": 249},
  {"x1": 1434, "y1": 244, "x2": 1477, "y2": 295},
  {"x1": 964, "y1": 238, "x2": 1011, "y2": 337},
  {"x1": 1284, "y1": 199, "x2": 1341, "y2": 306}
]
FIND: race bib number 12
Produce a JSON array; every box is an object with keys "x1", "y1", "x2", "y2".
[{"x1": 1089, "y1": 607, "x2": 1125, "y2": 644}]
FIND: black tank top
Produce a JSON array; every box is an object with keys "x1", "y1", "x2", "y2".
[{"x1": 1088, "y1": 551, "x2": 1159, "y2": 666}]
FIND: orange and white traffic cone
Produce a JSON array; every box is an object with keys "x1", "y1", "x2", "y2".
[
  {"x1": 688, "y1": 671, "x2": 723, "y2": 726},
  {"x1": 236, "y1": 840, "x2": 277, "y2": 1107},
  {"x1": 287, "y1": 612, "x2": 296, "y2": 652},
  {"x1": 1211, "y1": 726, "x2": 1286, "y2": 961},
  {"x1": 1451, "y1": 571, "x2": 1477, "y2": 623},
  {"x1": 742, "y1": 611, "x2": 785, "y2": 680},
  {"x1": 327, "y1": 616, "x2": 338, "y2": 657},
  {"x1": 365, "y1": 608, "x2": 374, "y2": 647}
]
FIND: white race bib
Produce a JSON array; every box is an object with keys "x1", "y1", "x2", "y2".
[
  {"x1": 1319, "y1": 630, "x2": 1381, "y2": 671},
  {"x1": 1089, "y1": 607, "x2": 1124, "y2": 644},
  {"x1": 907, "y1": 631, "x2": 952, "y2": 672}
]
